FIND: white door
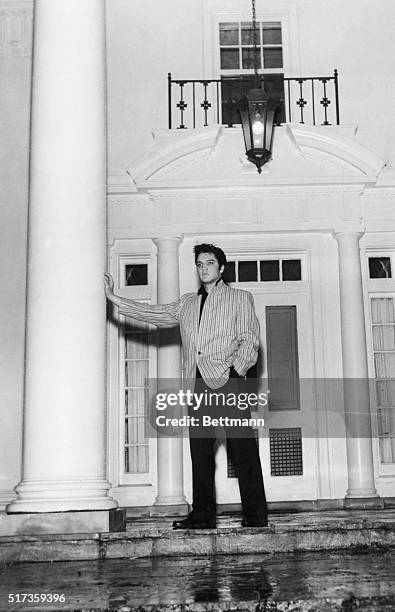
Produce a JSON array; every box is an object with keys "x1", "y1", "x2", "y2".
[{"x1": 215, "y1": 288, "x2": 318, "y2": 503}]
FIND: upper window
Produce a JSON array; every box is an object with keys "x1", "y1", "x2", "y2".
[
  {"x1": 219, "y1": 21, "x2": 285, "y2": 125},
  {"x1": 219, "y1": 21, "x2": 283, "y2": 72}
]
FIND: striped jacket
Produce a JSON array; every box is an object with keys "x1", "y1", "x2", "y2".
[{"x1": 117, "y1": 280, "x2": 260, "y2": 389}]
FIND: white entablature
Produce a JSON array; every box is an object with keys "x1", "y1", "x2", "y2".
[{"x1": 121, "y1": 124, "x2": 387, "y2": 193}]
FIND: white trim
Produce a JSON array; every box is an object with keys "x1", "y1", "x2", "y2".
[
  {"x1": 365, "y1": 291, "x2": 395, "y2": 478},
  {"x1": 107, "y1": 240, "x2": 158, "y2": 500}
]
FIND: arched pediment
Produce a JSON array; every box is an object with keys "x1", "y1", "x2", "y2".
[{"x1": 126, "y1": 124, "x2": 386, "y2": 191}]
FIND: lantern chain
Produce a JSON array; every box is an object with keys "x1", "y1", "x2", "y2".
[{"x1": 251, "y1": 0, "x2": 259, "y2": 84}]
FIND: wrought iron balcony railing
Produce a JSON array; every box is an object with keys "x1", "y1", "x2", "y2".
[{"x1": 168, "y1": 70, "x2": 340, "y2": 130}]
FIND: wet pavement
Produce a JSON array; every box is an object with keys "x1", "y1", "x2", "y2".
[{"x1": 1, "y1": 548, "x2": 395, "y2": 611}]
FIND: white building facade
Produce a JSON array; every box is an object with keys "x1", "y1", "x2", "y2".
[{"x1": 1, "y1": 0, "x2": 395, "y2": 525}]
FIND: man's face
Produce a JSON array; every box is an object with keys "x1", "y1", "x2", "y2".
[{"x1": 196, "y1": 252, "x2": 224, "y2": 285}]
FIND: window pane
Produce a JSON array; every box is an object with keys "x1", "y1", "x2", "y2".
[
  {"x1": 125, "y1": 444, "x2": 149, "y2": 473},
  {"x1": 125, "y1": 333, "x2": 149, "y2": 358},
  {"x1": 137, "y1": 445, "x2": 149, "y2": 473},
  {"x1": 369, "y1": 257, "x2": 392, "y2": 278},
  {"x1": 374, "y1": 353, "x2": 395, "y2": 378},
  {"x1": 376, "y1": 381, "x2": 395, "y2": 407},
  {"x1": 242, "y1": 47, "x2": 261, "y2": 70},
  {"x1": 241, "y1": 22, "x2": 261, "y2": 45},
  {"x1": 373, "y1": 326, "x2": 395, "y2": 351},
  {"x1": 371, "y1": 298, "x2": 395, "y2": 324},
  {"x1": 262, "y1": 23, "x2": 282, "y2": 45},
  {"x1": 238, "y1": 261, "x2": 257, "y2": 281},
  {"x1": 219, "y1": 22, "x2": 239, "y2": 45},
  {"x1": 125, "y1": 418, "x2": 140, "y2": 444},
  {"x1": 125, "y1": 388, "x2": 148, "y2": 416},
  {"x1": 263, "y1": 48, "x2": 283, "y2": 69},
  {"x1": 125, "y1": 264, "x2": 148, "y2": 286},
  {"x1": 125, "y1": 360, "x2": 149, "y2": 387},
  {"x1": 223, "y1": 261, "x2": 236, "y2": 283},
  {"x1": 221, "y1": 48, "x2": 240, "y2": 70},
  {"x1": 282, "y1": 260, "x2": 301, "y2": 281},
  {"x1": 260, "y1": 260, "x2": 279, "y2": 281}
]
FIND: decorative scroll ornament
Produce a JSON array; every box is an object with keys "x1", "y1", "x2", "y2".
[{"x1": 0, "y1": 3, "x2": 33, "y2": 57}]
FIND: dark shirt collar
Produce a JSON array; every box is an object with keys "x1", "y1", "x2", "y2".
[{"x1": 197, "y1": 277, "x2": 223, "y2": 296}]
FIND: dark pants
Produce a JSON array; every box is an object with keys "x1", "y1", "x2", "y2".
[{"x1": 188, "y1": 368, "x2": 267, "y2": 521}]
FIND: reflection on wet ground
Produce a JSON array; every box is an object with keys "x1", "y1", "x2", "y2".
[{"x1": 1, "y1": 548, "x2": 395, "y2": 611}]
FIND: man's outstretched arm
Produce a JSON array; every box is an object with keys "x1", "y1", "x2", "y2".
[
  {"x1": 104, "y1": 273, "x2": 180, "y2": 328},
  {"x1": 232, "y1": 291, "x2": 260, "y2": 376}
]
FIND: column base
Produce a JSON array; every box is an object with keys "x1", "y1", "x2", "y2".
[
  {"x1": 0, "y1": 489, "x2": 17, "y2": 512},
  {"x1": 150, "y1": 503, "x2": 189, "y2": 517},
  {"x1": 344, "y1": 496, "x2": 384, "y2": 510},
  {"x1": 6, "y1": 478, "x2": 118, "y2": 514},
  {"x1": 0, "y1": 508, "x2": 125, "y2": 536}
]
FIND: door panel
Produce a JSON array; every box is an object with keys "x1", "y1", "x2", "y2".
[{"x1": 215, "y1": 290, "x2": 318, "y2": 503}]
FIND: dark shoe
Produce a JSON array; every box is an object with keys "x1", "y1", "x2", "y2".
[
  {"x1": 241, "y1": 516, "x2": 268, "y2": 528},
  {"x1": 172, "y1": 515, "x2": 216, "y2": 530}
]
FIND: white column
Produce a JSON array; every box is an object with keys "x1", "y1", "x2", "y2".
[
  {"x1": 335, "y1": 232, "x2": 379, "y2": 502},
  {"x1": 152, "y1": 237, "x2": 187, "y2": 510},
  {"x1": 7, "y1": 0, "x2": 116, "y2": 513}
]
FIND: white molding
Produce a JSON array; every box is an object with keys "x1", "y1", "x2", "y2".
[
  {"x1": 128, "y1": 126, "x2": 222, "y2": 187},
  {"x1": 0, "y1": 1, "x2": 33, "y2": 58},
  {"x1": 126, "y1": 125, "x2": 387, "y2": 191},
  {"x1": 287, "y1": 124, "x2": 386, "y2": 178},
  {"x1": 147, "y1": 184, "x2": 366, "y2": 200}
]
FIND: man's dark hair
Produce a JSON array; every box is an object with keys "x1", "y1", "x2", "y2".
[{"x1": 194, "y1": 243, "x2": 227, "y2": 269}]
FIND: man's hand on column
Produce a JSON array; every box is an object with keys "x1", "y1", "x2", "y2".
[{"x1": 104, "y1": 272, "x2": 121, "y2": 306}]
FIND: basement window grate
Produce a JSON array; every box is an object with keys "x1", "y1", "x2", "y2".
[{"x1": 269, "y1": 427, "x2": 303, "y2": 476}]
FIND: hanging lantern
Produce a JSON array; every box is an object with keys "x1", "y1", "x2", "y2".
[
  {"x1": 237, "y1": 0, "x2": 279, "y2": 173},
  {"x1": 238, "y1": 89, "x2": 278, "y2": 173}
]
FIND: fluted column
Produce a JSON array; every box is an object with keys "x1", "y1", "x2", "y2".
[
  {"x1": 335, "y1": 232, "x2": 379, "y2": 504},
  {"x1": 7, "y1": 0, "x2": 116, "y2": 512},
  {"x1": 152, "y1": 237, "x2": 187, "y2": 512}
]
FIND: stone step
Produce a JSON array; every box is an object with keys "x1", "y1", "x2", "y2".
[{"x1": 1, "y1": 510, "x2": 395, "y2": 564}]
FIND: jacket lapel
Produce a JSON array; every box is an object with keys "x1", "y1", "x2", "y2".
[{"x1": 190, "y1": 293, "x2": 200, "y2": 347}]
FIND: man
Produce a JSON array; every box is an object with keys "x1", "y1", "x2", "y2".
[{"x1": 104, "y1": 243, "x2": 267, "y2": 528}]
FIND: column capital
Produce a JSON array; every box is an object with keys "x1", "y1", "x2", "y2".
[
  {"x1": 153, "y1": 236, "x2": 183, "y2": 247},
  {"x1": 333, "y1": 230, "x2": 365, "y2": 247}
]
